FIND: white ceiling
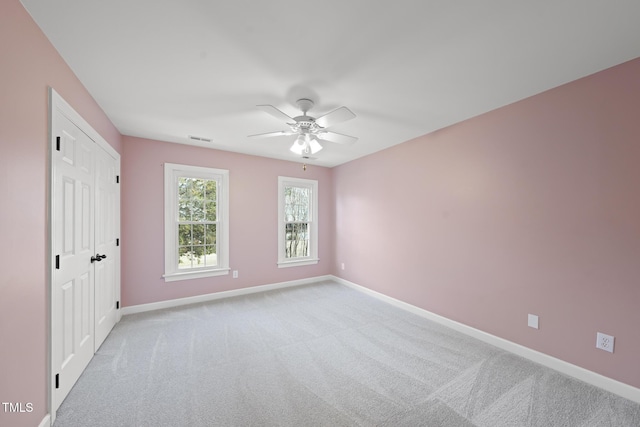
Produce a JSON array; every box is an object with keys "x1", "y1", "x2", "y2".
[{"x1": 21, "y1": 0, "x2": 640, "y2": 167}]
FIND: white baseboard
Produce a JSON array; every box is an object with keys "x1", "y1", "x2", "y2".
[
  {"x1": 39, "y1": 414, "x2": 51, "y2": 427},
  {"x1": 121, "y1": 275, "x2": 333, "y2": 315},
  {"x1": 331, "y1": 275, "x2": 640, "y2": 404}
]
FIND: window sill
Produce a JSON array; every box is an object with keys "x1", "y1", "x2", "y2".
[
  {"x1": 163, "y1": 268, "x2": 230, "y2": 282},
  {"x1": 277, "y1": 258, "x2": 319, "y2": 268}
]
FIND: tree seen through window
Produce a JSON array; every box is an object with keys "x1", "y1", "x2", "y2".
[
  {"x1": 284, "y1": 185, "x2": 310, "y2": 259},
  {"x1": 177, "y1": 177, "x2": 218, "y2": 269}
]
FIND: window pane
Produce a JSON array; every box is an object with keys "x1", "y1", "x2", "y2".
[
  {"x1": 204, "y1": 245, "x2": 217, "y2": 267},
  {"x1": 178, "y1": 177, "x2": 191, "y2": 198},
  {"x1": 284, "y1": 186, "x2": 310, "y2": 222},
  {"x1": 178, "y1": 201, "x2": 191, "y2": 221},
  {"x1": 192, "y1": 224, "x2": 205, "y2": 246},
  {"x1": 192, "y1": 199, "x2": 205, "y2": 221},
  {"x1": 192, "y1": 179, "x2": 205, "y2": 199},
  {"x1": 178, "y1": 224, "x2": 192, "y2": 247},
  {"x1": 178, "y1": 178, "x2": 193, "y2": 221},
  {"x1": 178, "y1": 246, "x2": 192, "y2": 269},
  {"x1": 205, "y1": 180, "x2": 217, "y2": 201},
  {"x1": 189, "y1": 245, "x2": 205, "y2": 267},
  {"x1": 205, "y1": 224, "x2": 216, "y2": 245},
  {"x1": 285, "y1": 222, "x2": 309, "y2": 258},
  {"x1": 205, "y1": 201, "x2": 217, "y2": 221}
]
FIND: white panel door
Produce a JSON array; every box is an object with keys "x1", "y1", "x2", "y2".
[
  {"x1": 94, "y1": 145, "x2": 118, "y2": 348},
  {"x1": 51, "y1": 113, "x2": 96, "y2": 412},
  {"x1": 50, "y1": 90, "x2": 121, "y2": 419}
]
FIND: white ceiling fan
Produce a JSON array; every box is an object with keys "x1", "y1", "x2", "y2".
[{"x1": 249, "y1": 98, "x2": 358, "y2": 156}]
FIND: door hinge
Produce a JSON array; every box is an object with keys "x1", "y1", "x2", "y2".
[
  {"x1": 116, "y1": 238, "x2": 120, "y2": 247},
  {"x1": 56, "y1": 136, "x2": 61, "y2": 151},
  {"x1": 55, "y1": 255, "x2": 60, "y2": 269},
  {"x1": 116, "y1": 301, "x2": 120, "y2": 310},
  {"x1": 55, "y1": 373, "x2": 60, "y2": 389},
  {"x1": 116, "y1": 175, "x2": 120, "y2": 184}
]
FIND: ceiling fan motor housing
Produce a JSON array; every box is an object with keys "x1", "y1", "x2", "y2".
[
  {"x1": 292, "y1": 117, "x2": 321, "y2": 134},
  {"x1": 296, "y1": 98, "x2": 315, "y2": 114}
]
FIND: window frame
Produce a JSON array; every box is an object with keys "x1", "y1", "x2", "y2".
[
  {"x1": 277, "y1": 176, "x2": 319, "y2": 268},
  {"x1": 164, "y1": 163, "x2": 229, "y2": 282}
]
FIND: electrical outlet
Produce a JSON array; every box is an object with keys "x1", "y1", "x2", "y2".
[
  {"x1": 596, "y1": 332, "x2": 614, "y2": 353},
  {"x1": 341, "y1": 263, "x2": 345, "y2": 271},
  {"x1": 232, "y1": 270, "x2": 238, "y2": 279},
  {"x1": 527, "y1": 314, "x2": 539, "y2": 329}
]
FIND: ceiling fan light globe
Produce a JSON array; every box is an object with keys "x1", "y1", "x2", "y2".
[
  {"x1": 309, "y1": 138, "x2": 323, "y2": 154},
  {"x1": 290, "y1": 141, "x2": 304, "y2": 155}
]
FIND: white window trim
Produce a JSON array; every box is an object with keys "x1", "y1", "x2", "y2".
[
  {"x1": 164, "y1": 163, "x2": 229, "y2": 282},
  {"x1": 278, "y1": 176, "x2": 319, "y2": 268}
]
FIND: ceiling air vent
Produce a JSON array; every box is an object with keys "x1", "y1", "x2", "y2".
[{"x1": 188, "y1": 135, "x2": 212, "y2": 143}]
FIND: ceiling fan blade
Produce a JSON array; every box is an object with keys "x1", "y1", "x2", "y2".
[
  {"x1": 317, "y1": 131, "x2": 358, "y2": 145},
  {"x1": 248, "y1": 130, "x2": 294, "y2": 138},
  {"x1": 315, "y1": 106, "x2": 356, "y2": 128},
  {"x1": 257, "y1": 104, "x2": 295, "y2": 123}
]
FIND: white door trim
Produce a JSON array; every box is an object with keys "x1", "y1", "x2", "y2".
[
  {"x1": 48, "y1": 88, "x2": 121, "y2": 424},
  {"x1": 49, "y1": 90, "x2": 119, "y2": 159}
]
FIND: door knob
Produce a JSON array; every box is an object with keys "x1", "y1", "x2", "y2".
[{"x1": 91, "y1": 254, "x2": 107, "y2": 263}]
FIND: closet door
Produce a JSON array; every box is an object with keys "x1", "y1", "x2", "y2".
[
  {"x1": 50, "y1": 89, "x2": 121, "y2": 419},
  {"x1": 51, "y1": 113, "x2": 96, "y2": 412},
  {"x1": 94, "y1": 144, "x2": 119, "y2": 348}
]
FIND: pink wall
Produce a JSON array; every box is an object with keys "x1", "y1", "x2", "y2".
[
  {"x1": 333, "y1": 57, "x2": 640, "y2": 389},
  {"x1": 0, "y1": 2, "x2": 122, "y2": 426},
  {"x1": 2, "y1": 2, "x2": 638, "y2": 424},
  {"x1": 121, "y1": 136, "x2": 333, "y2": 306}
]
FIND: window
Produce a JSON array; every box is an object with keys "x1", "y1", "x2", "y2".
[
  {"x1": 278, "y1": 176, "x2": 318, "y2": 268},
  {"x1": 164, "y1": 163, "x2": 229, "y2": 281}
]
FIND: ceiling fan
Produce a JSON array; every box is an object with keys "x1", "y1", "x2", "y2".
[{"x1": 249, "y1": 98, "x2": 358, "y2": 156}]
